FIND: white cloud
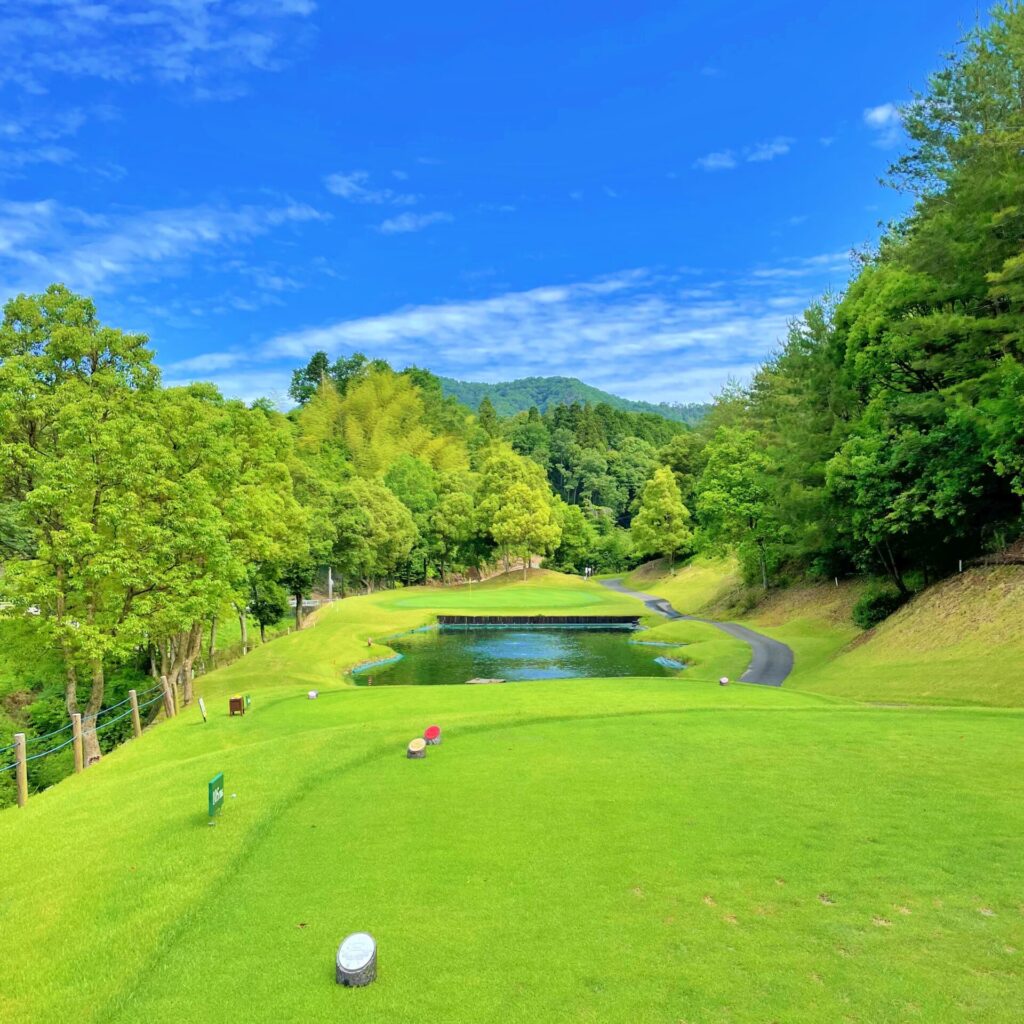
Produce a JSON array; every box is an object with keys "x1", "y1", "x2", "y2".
[
  {"x1": 695, "y1": 136, "x2": 795, "y2": 172},
  {"x1": 324, "y1": 170, "x2": 418, "y2": 206},
  {"x1": 863, "y1": 102, "x2": 903, "y2": 147},
  {"x1": 174, "y1": 258, "x2": 849, "y2": 404},
  {"x1": 0, "y1": 0, "x2": 315, "y2": 97},
  {"x1": 747, "y1": 136, "x2": 793, "y2": 162},
  {"x1": 0, "y1": 198, "x2": 326, "y2": 295},
  {"x1": 749, "y1": 251, "x2": 850, "y2": 280},
  {"x1": 377, "y1": 211, "x2": 452, "y2": 235},
  {"x1": 694, "y1": 150, "x2": 737, "y2": 172}
]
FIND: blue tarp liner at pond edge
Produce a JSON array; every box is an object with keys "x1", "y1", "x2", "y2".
[{"x1": 654, "y1": 656, "x2": 686, "y2": 669}]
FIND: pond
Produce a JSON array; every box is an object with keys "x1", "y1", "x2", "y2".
[{"x1": 353, "y1": 626, "x2": 684, "y2": 685}]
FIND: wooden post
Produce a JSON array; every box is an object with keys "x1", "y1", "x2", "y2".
[
  {"x1": 129, "y1": 689, "x2": 142, "y2": 738},
  {"x1": 72, "y1": 713, "x2": 84, "y2": 773},
  {"x1": 14, "y1": 733, "x2": 27, "y2": 808}
]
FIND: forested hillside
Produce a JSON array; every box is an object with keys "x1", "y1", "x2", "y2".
[
  {"x1": 437, "y1": 374, "x2": 709, "y2": 424},
  {"x1": 683, "y1": 6, "x2": 1024, "y2": 615}
]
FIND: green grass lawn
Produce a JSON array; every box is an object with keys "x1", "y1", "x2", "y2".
[{"x1": 2, "y1": 570, "x2": 1022, "y2": 1023}]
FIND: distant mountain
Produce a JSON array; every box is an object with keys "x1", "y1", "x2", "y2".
[{"x1": 438, "y1": 375, "x2": 709, "y2": 426}]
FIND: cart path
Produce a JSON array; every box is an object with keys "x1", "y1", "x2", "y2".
[{"x1": 599, "y1": 578, "x2": 794, "y2": 686}]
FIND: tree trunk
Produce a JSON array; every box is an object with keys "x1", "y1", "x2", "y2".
[
  {"x1": 522, "y1": 556, "x2": 529, "y2": 580},
  {"x1": 180, "y1": 622, "x2": 203, "y2": 705},
  {"x1": 208, "y1": 616, "x2": 217, "y2": 661},
  {"x1": 758, "y1": 540, "x2": 768, "y2": 591},
  {"x1": 295, "y1": 594, "x2": 304, "y2": 629},
  {"x1": 82, "y1": 658, "x2": 105, "y2": 765},
  {"x1": 327, "y1": 566, "x2": 334, "y2": 601},
  {"x1": 878, "y1": 541, "x2": 909, "y2": 596},
  {"x1": 260, "y1": 622, "x2": 267, "y2": 643},
  {"x1": 239, "y1": 609, "x2": 248, "y2": 653}
]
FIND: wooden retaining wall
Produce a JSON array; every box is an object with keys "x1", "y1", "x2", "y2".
[{"x1": 437, "y1": 615, "x2": 640, "y2": 626}]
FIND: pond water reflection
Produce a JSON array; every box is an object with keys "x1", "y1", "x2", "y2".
[{"x1": 353, "y1": 626, "x2": 681, "y2": 685}]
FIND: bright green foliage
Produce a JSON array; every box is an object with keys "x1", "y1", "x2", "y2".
[
  {"x1": 339, "y1": 368, "x2": 468, "y2": 477},
  {"x1": 697, "y1": 429, "x2": 777, "y2": 588},
  {"x1": 332, "y1": 476, "x2": 418, "y2": 591},
  {"x1": 490, "y1": 481, "x2": 561, "y2": 578},
  {"x1": 476, "y1": 396, "x2": 499, "y2": 437},
  {"x1": 630, "y1": 466, "x2": 693, "y2": 569},
  {"x1": 547, "y1": 498, "x2": 598, "y2": 573}
]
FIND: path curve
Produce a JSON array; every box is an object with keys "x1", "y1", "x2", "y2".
[{"x1": 599, "y1": 578, "x2": 794, "y2": 686}]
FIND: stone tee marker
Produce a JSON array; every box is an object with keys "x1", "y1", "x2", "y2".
[
  {"x1": 424, "y1": 724, "x2": 442, "y2": 745},
  {"x1": 407, "y1": 737, "x2": 426, "y2": 759},
  {"x1": 336, "y1": 932, "x2": 377, "y2": 987}
]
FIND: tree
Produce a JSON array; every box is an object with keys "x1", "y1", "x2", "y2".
[
  {"x1": 491, "y1": 482, "x2": 561, "y2": 579},
  {"x1": 429, "y1": 487, "x2": 476, "y2": 582},
  {"x1": 630, "y1": 467, "x2": 693, "y2": 570},
  {"x1": 477, "y1": 396, "x2": 499, "y2": 437},
  {"x1": 332, "y1": 477, "x2": 418, "y2": 592},
  {"x1": 248, "y1": 568, "x2": 289, "y2": 643},
  {"x1": 547, "y1": 499, "x2": 598, "y2": 573},
  {"x1": 696, "y1": 429, "x2": 777, "y2": 589},
  {"x1": 289, "y1": 351, "x2": 331, "y2": 405},
  {"x1": 339, "y1": 368, "x2": 467, "y2": 476},
  {"x1": 0, "y1": 286, "x2": 160, "y2": 763}
]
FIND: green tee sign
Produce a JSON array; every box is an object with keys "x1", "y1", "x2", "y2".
[{"x1": 208, "y1": 772, "x2": 225, "y2": 818}]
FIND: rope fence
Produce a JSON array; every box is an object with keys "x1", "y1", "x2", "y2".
[
  {"x1": 5, "y1": 625, "x2": 294, "y2": 809},
  {"x1": 3, "y1": 682, "x2": 171, "y2": 807}
]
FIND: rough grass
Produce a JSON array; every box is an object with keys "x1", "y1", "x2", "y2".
[
  {"x1": 627, "y1": 555, "x2": 740, "y2": 614},
  {"x1": 1, "y1": 571, "x2": 1022, "y2": 1023},
  {"x1": 804, "y1": 566, "x2": 1024, "y2": 706}
]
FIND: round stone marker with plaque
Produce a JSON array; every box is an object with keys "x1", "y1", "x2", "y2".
[
  {"x1": 424, "y1": 724, "x2": 442, "y2": 745},
  {"x1": 407, "y1": 737, "x2": 426, "y2": 759},
  {"x1": 336, "y1": 932, "x2": 377, "y2": 987}
]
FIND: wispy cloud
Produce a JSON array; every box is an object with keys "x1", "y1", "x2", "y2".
[
  {"x1": 747, "y1": 136, "x2": 793, "y2": 162},
  {"x1": 0, "y1": 198, "x2": 326, "y2": 295},
  {"x1": 324, "y1": 170, "x2": 418, "y2": 206},
  {"x1": 749, "y1": 251, "x2": 850, "y2": 280},
  {"x1": 377, "y1": 211, "x2": 452, "y2": 235},
  {"x1": 0, "y1": 0, "x2": 316, "y2": 97},
  {"x1": 694, "y1": 136, "x2": 793, "y2": 172},
  {"x1": 693, "y1": 150, "x2": 737, "y2": 172},
  {"x1": 177, "y1": 258, "x2": 852, "y2": 405},
  {"x1": 863, "y1": 102, "x2": 902, "y2": 147}
]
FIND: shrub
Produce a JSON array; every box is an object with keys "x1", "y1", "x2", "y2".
[{"x1": 852, "y1": 587, "x2": 908, "y2": 629}]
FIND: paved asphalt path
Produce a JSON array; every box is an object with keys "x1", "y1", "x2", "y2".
[{"x1": 599, "y1": 578, "x2": 794, "y2": 686}]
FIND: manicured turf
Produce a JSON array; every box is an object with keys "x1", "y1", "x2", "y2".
[{"x1": 2, "y1": 570, "x2": 1022, "y2": 1023}]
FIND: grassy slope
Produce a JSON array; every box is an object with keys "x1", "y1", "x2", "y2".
[
  {"x1": 1, "y1": 571, "x2": 1022, "y2": 1023},
  {"x1": 807, "y1": 566, "x2": 1024, "y2": 706},
  {"x1": 631, "y1": 556, "x2": 1024, "y2": 705}
]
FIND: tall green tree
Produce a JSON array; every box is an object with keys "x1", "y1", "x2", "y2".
[{"x1": 630, "y1": 466, "x2": 693, "y2": 570}]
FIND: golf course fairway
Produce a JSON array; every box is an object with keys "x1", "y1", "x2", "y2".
[{"x1": 1, "y1": 572, "x2": 1021, "y2": 1024}]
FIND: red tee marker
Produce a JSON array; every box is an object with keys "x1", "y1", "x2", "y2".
[{"x1": 424, "y1": 724, "x2": 442, "y2": 745}]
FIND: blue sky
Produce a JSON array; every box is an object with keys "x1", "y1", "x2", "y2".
[{"x1": 0, "y1": 0, "x2": 983, "y2": 405}]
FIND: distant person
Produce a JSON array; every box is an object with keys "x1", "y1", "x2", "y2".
[{"x1": 367, "y1": 637, "x2": 373, "y2": 648}]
